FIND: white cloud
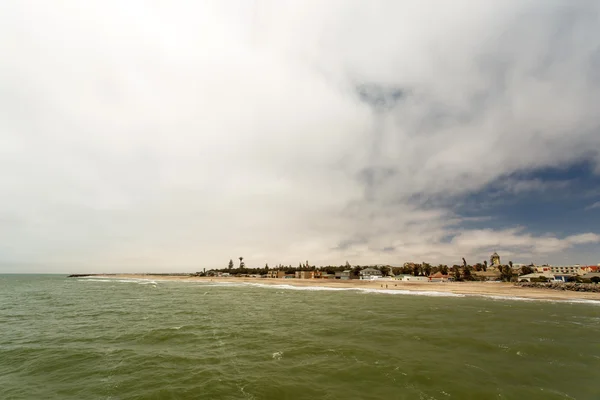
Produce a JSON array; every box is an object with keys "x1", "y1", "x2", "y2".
[
  {"x1": 565, "y1": 233, "x2": 600, "y2": 245},
  {"x1": 495, "y1": 179, "x2": 571, "y2": 195},
  {"x1": 448, "y1": 228, "x2": 600, "y2": 263},
  {"x1": 586, "y1": 202, "x2": 600, "y2": 210},
  {"x1": 1, "y1": 0, "x2": 600, "y2": 271}
]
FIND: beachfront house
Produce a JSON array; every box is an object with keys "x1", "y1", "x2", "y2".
[
  {"x1": 518, "y1": 273, "x2": 553, "y2": 282},
  {"x1": 334, "y1": 270, "x2": 352, "y2": 280},
  {"x1": 359, "y1": 268, "x2": 382, "y2": 280},
  {"x1": 537, "y1": 265, "x2": 593, "y2": 276},
  {"x1": 474, "y1": 270, "x2": 501, "y2": 281},
  {"x1": 400, "y1": 275, "x2": 429, "y2": 282},
  {"x1": 428, "y1": 272, "x2": 450, "y2": 282},
  {"x1": 551, "y1": 274, "x2": 571, "y2": 282},
  {"x1": 295, "y1": 270, "x2": 314, "y2": 279},
  {"x1": 267, "y1": 270, "x2": 286, "y2": 278}
]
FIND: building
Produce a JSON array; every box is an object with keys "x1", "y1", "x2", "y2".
[
  {"x1": 490, "y1": 252, "x2": 501, "y2": 267},
  {"x1": 401, "y1": 275, "x2": 429, "y2": 282},
  {"x1": 359, "y1": 268, "x2": 382, "y2": 280},
  {"x1": 518, "y1": 273, "x2": 554, "y2": 282},
  {"x1": 537, "y1": 265, "x2": 590, "y2": 276},
  {"x1": 428, "y1": 272, "x2": 450, "y2": 282},
  {"x1": 266, "y1": 270, "x2": 286, "y2": 278},
  {"x1": 551, "y1": 274, "x2": 571, "y2": 282},
  {"x1": 335, "y1": 270, "x2": 352, "y2": 280},
  {"x1": 295, "y1": 270, "x2": 314, "y2": 279},
  {"x1": 474, "y1": 270, "x2": 501, "y2": 281}
]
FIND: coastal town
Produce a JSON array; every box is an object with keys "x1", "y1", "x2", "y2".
[
  {"x1": 68, "y1": 252, "x2": 600, "y2": 297},
  {"x1": 199, "y1": 252, "x2": 600, "y2": 288},
  {"x1": 67, "y1": 251, "x2": 600, "y2": 301}
]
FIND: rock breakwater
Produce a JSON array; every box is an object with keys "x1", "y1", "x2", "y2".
[{"x1": 517, "y1": 282, "x2": 600, "y2": 293}]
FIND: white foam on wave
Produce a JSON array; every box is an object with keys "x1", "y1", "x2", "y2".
[
  {"x1": 243, "y1": 282, "x2": 465, "y2": 297},
  {"x1": 77, "y1": 277, "x2": 162, "y2": 285},
  {"x1": 479, "y1": 294, "x2": 600, "y2": 305},
  {"x1": 78, "y1": 277, "x2": 600, "y2": 305},
  {"x1": 244, "y1": 282, "x2": 600, "y2": 303},
  {"x1": 359, "y1": 288, "x2": 465, "y2": 297},
  {"x1": 483, "y1": 295, "x2": 540, "y2": 302},
  {"x1": 197, "y1": 282, "x2": 247, "y2": 288},
  {"x1": 136, "y1": 281, "x2": 158, "y2": 285},
  {"x1": 246, "y1": 283, "x2": 349, "y2": 292},
  {"x1": 113, "y1": 279, "x2": 161, "y2": 285},
  {"x1": 556, "y1": 298, "x2": 600, "y2": 306}
]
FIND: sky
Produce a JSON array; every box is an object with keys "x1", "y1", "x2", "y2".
[{"x1": 1, "y1": 0, "x2": 600, "y2": 273}]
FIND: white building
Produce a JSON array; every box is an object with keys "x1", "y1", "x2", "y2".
[
  {"x1": 536, "y1": 265, "x2": 591, "y2": 276},
  {"x1": 359, "y1": 267, "x2": 382, "y2": 280},
  {"x1": 400, "y1": 276, "x2": 429, "y2": 282},
  {"x1": 518, "y1": 273, "x2": 554, "y2": 282}
]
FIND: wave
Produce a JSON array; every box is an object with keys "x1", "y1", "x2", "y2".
[
  {"x1": 547, "y1": 298, "x2": 600, "y2": 306},
  {"x1": 77, "y1": 277, "x2": 159, "y2": 285},
  {"x1": 478, "y1": 294, "x2": 600, "y2": 305},
  {"x1": 243, "y1": 282, "x2": 600, "y2": 303},
  {"x1": 243, "y1": 282, "x2": 466, "y2": 297},
  {"x1": 76, "y1": 277, "x2": 600, "y2": 305}
]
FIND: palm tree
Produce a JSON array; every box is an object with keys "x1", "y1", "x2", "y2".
[
  {"x1": 520, "y1": 265, "x2": 534, "y2": 275},
  {"x1": 453, "y1": 265, "x2": 461, "y2": 281},
  {"x1": 423, "y1": 263, "x2": 432, "y2": 276},
  {"x1": 412, "y1": 265, "x2": 421, "y2": 276},
  {"x1": 500, "y1": 265, "x2": 513, "y2": 282}
]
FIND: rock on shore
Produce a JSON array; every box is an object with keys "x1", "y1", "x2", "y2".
[{"x1": 517, "y1": 282, "x2": 600, "y2": 293}]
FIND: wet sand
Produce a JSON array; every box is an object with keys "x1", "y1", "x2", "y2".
[{"x1": 93, "y1": 274, "x2": 600, "y2": 302}]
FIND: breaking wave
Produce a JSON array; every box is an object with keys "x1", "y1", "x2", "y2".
[
  {"x1": 243, "y1": 282, "x2": 466, "y2": 297},
  {"x1": 75, "y1": 277, "x2": 600, "y2": 304}
]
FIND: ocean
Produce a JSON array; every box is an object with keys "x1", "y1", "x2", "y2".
[{"x1": 1, "y1": 275, "x2": 599, "y2": 399}]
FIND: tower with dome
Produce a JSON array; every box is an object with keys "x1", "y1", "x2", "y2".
[{"x1": 490, "y1": 252, "x2": 501, "y2": 268}]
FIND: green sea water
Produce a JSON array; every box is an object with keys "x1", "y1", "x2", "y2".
[{"x1": 1, "y1": 275, "x2": 599, "y2": 399}]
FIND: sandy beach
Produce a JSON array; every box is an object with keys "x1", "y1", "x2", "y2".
[{"x1": 93, "y1": 274, "x2": 600, "y2": 302}]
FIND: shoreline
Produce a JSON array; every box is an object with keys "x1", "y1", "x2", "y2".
[{"x1": 86, "y1": 274, "x2": 600, "y2": 302}]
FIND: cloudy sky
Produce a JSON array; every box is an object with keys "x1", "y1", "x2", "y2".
[{"x1": 2, "y1": 0, "x2": 600, "y2": 273}]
